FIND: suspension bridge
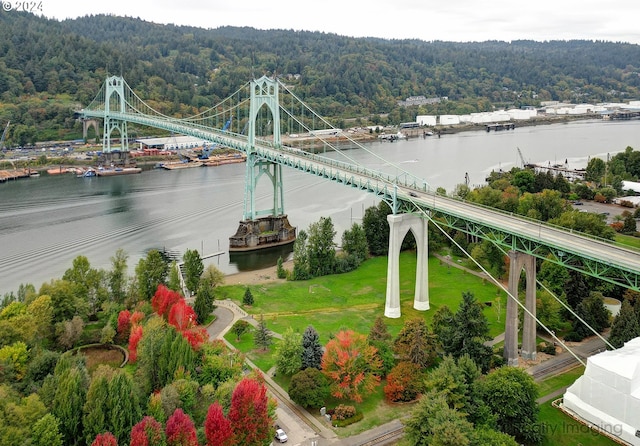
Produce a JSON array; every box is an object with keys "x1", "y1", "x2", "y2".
[{"x1": 79, "y1": 75, "x2": 640, "y2": 365}]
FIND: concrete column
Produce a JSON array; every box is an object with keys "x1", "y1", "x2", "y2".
[
  {"x1": 385, "y1": 213, "x2": 429, "y2": 318},
  {"x1": 505, "y1": 251, "x2": 521, "y2": 366},
  {"x1": 384, "y1": 214, "x2": 403, "y2": 318},
  {"x1": 504, "y1": 251, "x2": 537, "y2": 366},
  {"x1": 413, "y1": 217, "x2": 429, "y2": 311},
  {"x1": 521, "y1": 254, "x2": 537, "y2": 360}
]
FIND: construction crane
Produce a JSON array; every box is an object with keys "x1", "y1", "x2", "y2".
[
  {"x1": 0, "y1": 121, "x2": 9, "y2": 149},
  {"x1": 517, "y1": 146, "x2": 534, "y2": 169},
  {"x1": 199, "y1": 117, "x2": 233, "y2": 159}
]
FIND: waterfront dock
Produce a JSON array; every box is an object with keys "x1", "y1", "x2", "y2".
[{"x1": 0, "y1": 168, "x2": 33, "y2": 182}]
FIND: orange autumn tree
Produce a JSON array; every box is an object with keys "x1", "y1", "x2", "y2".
[{"x1": 321, "y1": 330, "x2": 382, "y2": 403}]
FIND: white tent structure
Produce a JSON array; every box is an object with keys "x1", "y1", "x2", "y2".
[{"x1": 563, "y1": 337, "x2": 640, "y2": 445}]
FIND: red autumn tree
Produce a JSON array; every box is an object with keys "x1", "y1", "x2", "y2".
[
  {"x1": 166, "y1": 409, "x2": 198, "y2": 446},
  {"x1": 128, "y1": 325, "x2": 144, "y2": 363},
  {"x1": 117, "y1": 309, "x2": 131, "y2": 342},
  {"x1": 321, "y1": 330, "x2": 382, "y2": 403},
  {"x1": 228, "y1": 377, "x2": 272, "y2": 445},
  {"x1": 91, "y1": 432, "x2": 118, "y2": 446},
  {"x1": 130, "y1": 310, "x2": 145, "y2": 326},
  {"x1": 182, "y1": 326, "x2": 209, "y2": 350},
  {"x1": 168, "y1": 299, "x2": 196, "y2": 332},
  {"x1": 204, "y1": 402, "x2": 234, "y2": 446},
  {"x1": 130, "y1": 416, "x2": 165, "y2": 446},
  {"x1": 152, "y1": 285, "x2": 182, "y2": 318}
]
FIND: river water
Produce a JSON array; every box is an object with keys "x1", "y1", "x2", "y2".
[{"x1": 1, "y1": 119, "x2": 639, "y2": 295}]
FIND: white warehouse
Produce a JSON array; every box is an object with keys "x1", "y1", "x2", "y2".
[
  {"x1": 415, "y1": 115, "x2": 437, "y2": 126},
  {"x1": 563, "y1": 337, "x2": 640, "y2": 445}
]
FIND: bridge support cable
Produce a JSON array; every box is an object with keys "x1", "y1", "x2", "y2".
[
  {"x1": 277, "y1": 82, "x2": 433, "y2": 192},
  {"x1": 406, "y1": 199, "x2": 587, "y2": 367}
]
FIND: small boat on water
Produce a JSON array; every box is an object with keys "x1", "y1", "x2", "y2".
[
  {"x1": 378, "y1": 132, "x2": 407, "y2": 142},
  {"x1": 77, "y1": 168, "x2": 97, "y2": 178}
]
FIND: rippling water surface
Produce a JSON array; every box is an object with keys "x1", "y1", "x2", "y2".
[{"x1": 1, "y1": 119, "x2": 638, "y2": 294}]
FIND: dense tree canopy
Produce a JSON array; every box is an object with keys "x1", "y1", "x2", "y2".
[{"x1": 3, "y1": 12, "x2": 639, "y2": 144}]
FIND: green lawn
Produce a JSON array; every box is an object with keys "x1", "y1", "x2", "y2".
[
  {"x1": 615, "y1": 232, "x2": 640, "y2": 250},
  {"x1": 219, "y1": 253, "x2": 507, "y2": 344},
  {"x1": 537, "y1": 365, "x2": 584, "y2": 397},
  {"x1": 538, "y1": 402, "x2": 619, "y2": 446}
]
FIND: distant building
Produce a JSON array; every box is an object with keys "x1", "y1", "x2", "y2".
[
  {"x1": 398, "y1": 96, "x2": 443, "y2": 107},
  {"x1": 136, "y1": 136, "x2": 207, "y2": 151},
  {"x1": 416, "y1": 115, "x2": 437, "y2": 126}
]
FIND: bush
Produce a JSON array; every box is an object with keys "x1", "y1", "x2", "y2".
[
  {"x1": 327, "y1": 405, "x2": 363, "y2": 427},
  {"x1": 332, "y1": 404, "x2": 356, "y2": 420},
  {"x1": 289, "y1": 368, "x2": 330, "y2": 408},
  {"x1": 563, "y1": 331, "x2": 584, "y2": 342},
  {"x1": 276, "y1": 257, "x2": 287, "y2": 279},
  {"x1": 332, "y1": 412, "x2": 363, "y2": 427},
  {"x1": 538, "y1": 342, "x2": 556, "y2": 355}
]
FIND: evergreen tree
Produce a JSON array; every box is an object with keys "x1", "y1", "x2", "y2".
[
  {"x1": 242, "y1": 287, "x2": 254, "y2": 306},
  {"x1": 52, "y1": 366, "x2": 89, "y2": 446},
  {"x1": 404, "y1": 391, "x2": 474, "y2": 446},
  {"x1": 31, "y1": 413, "x2": 64, "y2": 446},
  {"x1": 107, "y1": 371, "x2": 141, "y2": 445},
  {"x1": 564, "y1": 270, "x2": 591, "y2": 311},
  {"x1": 253, "y1": 314, "x2": 272, "y2": 352},
  {"x1": 393, "y1": 317, "x2": 437, "y2": 369},
  {"x1": 450, "y1": 291, "x2": 493, "y2": 372},
  {"x1": 608, "y1": 299, "x2": 640, "y2": 348},
  {"x1": 82, "y1": 368, "x2": 112, "y2": 446},
  {"x1": 276, "y1": 256, "x2": 287, "y2": 279},
  {"x1": 368, "y1": 316, "x2": 392, "y2": 343},
  {"x1": 301, "y1": 325, "x2": 323, "y2": 370},
  {"x1": 193, "y1": 279, "x2": 215, "y2": 324},
  {"x1": 570, "y1": 292, "x2": 611, "y2": 341}
]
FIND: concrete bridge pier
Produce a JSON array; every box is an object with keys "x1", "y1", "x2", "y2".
[
  {"x1": 385, "y1": 213, "x2": 429, "y2": 318},
  {"x1": 504, "y1": 250, "x2": 537, "y2": 366}
]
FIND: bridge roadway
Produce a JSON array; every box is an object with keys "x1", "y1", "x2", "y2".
[{"x1": 80, "y1": 110, "x2": 640, "y2": 290}]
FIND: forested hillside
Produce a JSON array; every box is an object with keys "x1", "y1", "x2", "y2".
[{"x1": 1, "y1": 11, "x2": 640, "y2": 145}]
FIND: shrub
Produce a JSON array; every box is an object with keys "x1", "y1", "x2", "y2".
[{"x1": 332, "y1": 404, "x2": 356, "y2": 421}]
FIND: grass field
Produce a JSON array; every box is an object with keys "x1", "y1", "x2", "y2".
[{"x1": 219, "y1": 252, "x2": 507, "y2": 344}]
